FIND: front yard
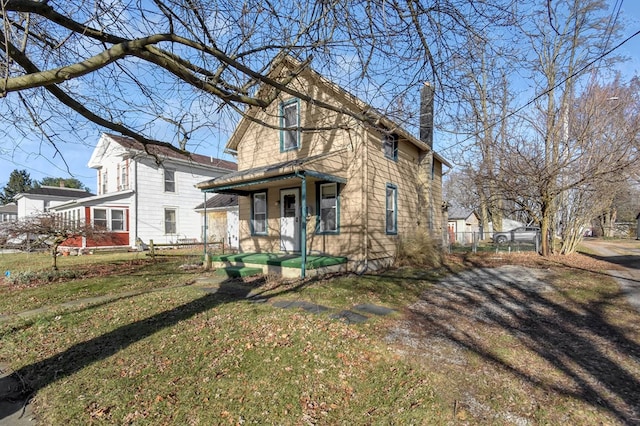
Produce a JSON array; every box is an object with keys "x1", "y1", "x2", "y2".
[{"x1": 0, "y1": 248, "x2": 639, "y2": 424}]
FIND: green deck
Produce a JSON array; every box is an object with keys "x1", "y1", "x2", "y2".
[{"x1": 211, "y1": 253, "x2": 348, "y2": 270}]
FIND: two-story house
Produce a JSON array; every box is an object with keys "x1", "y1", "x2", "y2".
[
  {"x1": 197, "y1": 56, "x2": 450, "y2": 277},
  {"x1": 51, "y1": 133, "x2": 237, "y2": 250}
]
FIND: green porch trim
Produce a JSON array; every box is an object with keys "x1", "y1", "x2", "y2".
[{"x1": 210, "y1": 253, "x2": 348, "y2": 270}]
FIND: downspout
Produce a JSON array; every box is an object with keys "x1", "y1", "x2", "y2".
[
  {"x1": 295, "y1": 171, "x2": 307, "y2": 278},
  {"x1": 134, "y1": 160, "x2": 139, "y2": 245}
]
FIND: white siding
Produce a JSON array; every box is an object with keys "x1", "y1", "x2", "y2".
[{"x1": 133, "y1": 158, "x2": 230, "y2": 245}]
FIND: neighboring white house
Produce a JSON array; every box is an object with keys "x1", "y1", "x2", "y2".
[
  {"x1": 15, "y1": 186, "x2": 94, "y2": 218},
  {"x1": 0, "y1": 203, "x2": 18, "y2": 222},
  {"x1": 50, "y1": 133, "x2": 237, "y2": 249}
]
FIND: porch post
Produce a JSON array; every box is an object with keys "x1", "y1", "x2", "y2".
[{"x1": 299, "y1": 173, "x2": 307, "y2": 278}]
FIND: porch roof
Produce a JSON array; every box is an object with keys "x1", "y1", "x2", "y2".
[{"x1": 196, "y1": 152, "x2": 347, "y2": 195}]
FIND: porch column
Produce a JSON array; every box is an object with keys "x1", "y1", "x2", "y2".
[{"x1": 299, "y1": 173, "x2": 307, "y2": 278}]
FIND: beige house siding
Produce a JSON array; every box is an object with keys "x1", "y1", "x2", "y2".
[
  {"x1": 202, "y1": 58, "x2": 449, "y2": 273},
  {"x1": 236, "y1": 79, "x2": 359, "y2": 171}
]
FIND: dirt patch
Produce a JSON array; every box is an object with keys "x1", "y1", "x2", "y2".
[{"x1": 387, "y1": 261, "x2": 640, "y2": 424}]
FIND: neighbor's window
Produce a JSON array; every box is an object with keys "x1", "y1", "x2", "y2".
[
  {"x1": 164, "y1": 169, "x2": 175, "y2": 193},
  {"x1": 120, "y1": 162, "x2": 128, "y2": 190},
  {"x1": 281, "y1": 99, "x2": 300, "y2": 151},
  {"x1": 386, "y1": 183, "x2": 397, "y2": 234},
  {"x1": 111, "y1": 209, "x2": 125, "y2": 231},
  {"x1": 101, "y1": 170, "x2": 108, "y2": 194},
  {"x1": 383, "y1": 133, "x2": 398, "y2": 161},
  {"x1": 164, "y1": 208, "x2": 177, "y2": 234},
  {"x1": 94, "y1": 208, "x2": 108, "y2": 229},
  {"x1": 252, "y1": 192, "x2": 267, "y2": 235},
  {"x1": 319, "y1": 183, "x2": 338, "y2": 233}
]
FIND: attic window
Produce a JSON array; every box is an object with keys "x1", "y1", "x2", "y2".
[
  {"x1": 280, "y1": 99, "x2": 300, "y2": 151},
  {"x1": 383, "y1": 133, "x2": 398, "y2": 161}
]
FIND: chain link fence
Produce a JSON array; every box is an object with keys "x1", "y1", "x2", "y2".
[{"x1": 446, "y1": 231, "x2": 540, "y2": 254}]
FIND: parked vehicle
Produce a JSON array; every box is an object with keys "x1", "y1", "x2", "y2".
[{"x1": 492, "y1": 226, "x2": 540, "y2": 244}]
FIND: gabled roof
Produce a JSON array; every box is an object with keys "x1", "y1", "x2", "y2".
[
  {"x1": 195, "y1": 194, "x2": 239, "y2": 210},
  {"x1": 225, "y1": 55, "x2": 451, "y2": 168},
  {"x1": 17, "y1": 186, "x2": 94, "y2": 199},
  {"x1": 448, "y1": 208, "x2": 479, "y2": 221},
  {"x1": 0, "y1": 203, "x2": 17, "y2": 214},
  {"x1": 89, "y1": 133, "x2": 237, "y2": 171}
]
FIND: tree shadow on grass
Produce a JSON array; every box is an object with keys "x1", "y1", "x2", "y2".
[
  {"x1": 0, "y1": 277, "x2": 312, "y2": 421},
  {"x1": 402, "y1": 264, "x2": 640, "y2": 424}
]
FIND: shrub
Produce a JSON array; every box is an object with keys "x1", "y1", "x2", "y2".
[
  {"x1": 395, "y1": 231, "x2": 443, "y2": 268},
  {"x1": 6, "y1": 269, "x2": 80, "y2": 286}
]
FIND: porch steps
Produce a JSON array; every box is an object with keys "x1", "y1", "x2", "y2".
[{"x1": 216, "y1": 266, "x2": 263, "y2": 278}]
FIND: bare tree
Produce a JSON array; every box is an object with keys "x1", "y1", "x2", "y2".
[
  {"x1": 3, "y1": 213, "x2": 107, "y2": 270},
  {"x1": 0, "y1": 0, "x2": 512, "y2": 166}
]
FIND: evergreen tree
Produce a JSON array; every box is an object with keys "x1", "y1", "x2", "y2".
[{"x1": 1, "y1": 169, "x2": 33, "y2": 204}]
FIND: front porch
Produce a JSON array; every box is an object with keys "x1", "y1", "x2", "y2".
[{"x1": 210, "y1": 252, "x2": 349, "y2": 279}]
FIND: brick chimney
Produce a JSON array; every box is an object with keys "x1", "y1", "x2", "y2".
[{"x1": 419, "y1": 82, "x2": 434, "y2": 149}]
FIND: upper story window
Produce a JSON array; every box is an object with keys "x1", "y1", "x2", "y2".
[
  {"x1": 101, "y1": 170, "x2": 108, "y2": 194},
  {"x1": 280, "y1": 99, "x2": 300, "y2": 152},
  {"x1": 164, "y1": 169, "x2": 175, "y2": 193},
  {"x1": 118, "y1": 162, "x2": 129, "y2": 190},
  {"x1": 383, "y1": 133, "x2": 398, "y2": 161}
]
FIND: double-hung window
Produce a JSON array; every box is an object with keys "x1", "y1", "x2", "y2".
[
  {"x1": 111, "y1": 209, "x2": 125, "y2": 231},
  {"x1": 164, "y1": 208, "x2": 177, "y2": 234},
  {"x1": 164, "y1": 169, "x2": 176, "y2": 193},
  {"x1": 93, "y1": 208, "x2": 108, "y2": 229},
  {"x1": 383, "y1": 133, "x2": 398, "y2": 161},
  {"x1": 386, "y1": 183, "x2": 398, "y2": 234},
  {"x1": 252, "y1": 192, "x2": 267, "y2": 235},
  {"x1": 318, "y1": 183, "x2": 339, "y2": 233},
  {"x1": 281, "y1": 99, "x2": 300, "y2": 151}
]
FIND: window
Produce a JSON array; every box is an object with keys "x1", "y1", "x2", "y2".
[
  {"x1": 118, "y1": 162, "x2": 129, "y2": 190},
  {"x1": 281, "y1": 99, "x2": 300, "y2": 151},
  {"x1": 102, "y1": 170, "x2": 108, "y2": 194},
  {"x1": 164, "y1": 208, "x2": 177, "y2": 234},
  {"x1": 318, "y1": 183, "x2": 339, "y2": 233},
  {"x1": 94, "y1": 208, "x2": 108, "y2": 229},
  {"x1": 386, "y1": 183, "x2": 397, "y2": 234},
  {"x1": 111, "y1": 209, "x2": 125, "y2": 231},
  {"x1": 252, "y1": 192, "x2": 267, "y2": 235},
  {"x1": 383, "y1": 133, "x2": 398, "y2": 161},
  {"x1": 164, "y1": 169, "x2": 175, "y2": 193}
]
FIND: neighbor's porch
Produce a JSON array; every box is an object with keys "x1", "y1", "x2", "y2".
[{"x1": 210, "y1": 252, "x2": 349, "y2": 279}]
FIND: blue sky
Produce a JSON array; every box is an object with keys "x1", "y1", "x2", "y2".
[{"x1": 1, "y1": 1, "x2": 639, "y2": 194}]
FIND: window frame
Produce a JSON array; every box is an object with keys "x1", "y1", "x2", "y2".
[
  {"x1": 251, "y1": 192, "x2": 268, "y2": 236},
  {"x1": 111, "y1": 209, "x2": 125, "y2": 231},
  {"x1": 316, "y1": 182, "x2": 340, "y2": 234},
  {"x1": 280, "y1": 98, "x2": 300, "y2": 152},
  {"x1": 164, "y1": 208, "x2": 177, "y2": 234},
  {"x1": 382, "y1": 133, "x2": 398, "y2": 161},
  {"x1": 93, "y1": 208, "x2": 108, "y2": 229},
  {"x1": 164, "y1": 169, "x2": 176, "y2": 193},
  {"x1": 385, "y1": 183, "x2": 398, "y2": 235}
]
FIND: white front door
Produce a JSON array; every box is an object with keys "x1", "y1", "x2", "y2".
[{"x1": 280, "y1": 189, "x2": 300, "y2": 252}]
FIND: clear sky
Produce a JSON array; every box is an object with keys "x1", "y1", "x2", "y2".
[{"x1": 1, "y1": 1, "x2": 639, "y2": 195}]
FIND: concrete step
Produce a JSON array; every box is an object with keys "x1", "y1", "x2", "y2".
[{"x1": 216, "y1": 266, "x2": 263, "y2": 278}]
